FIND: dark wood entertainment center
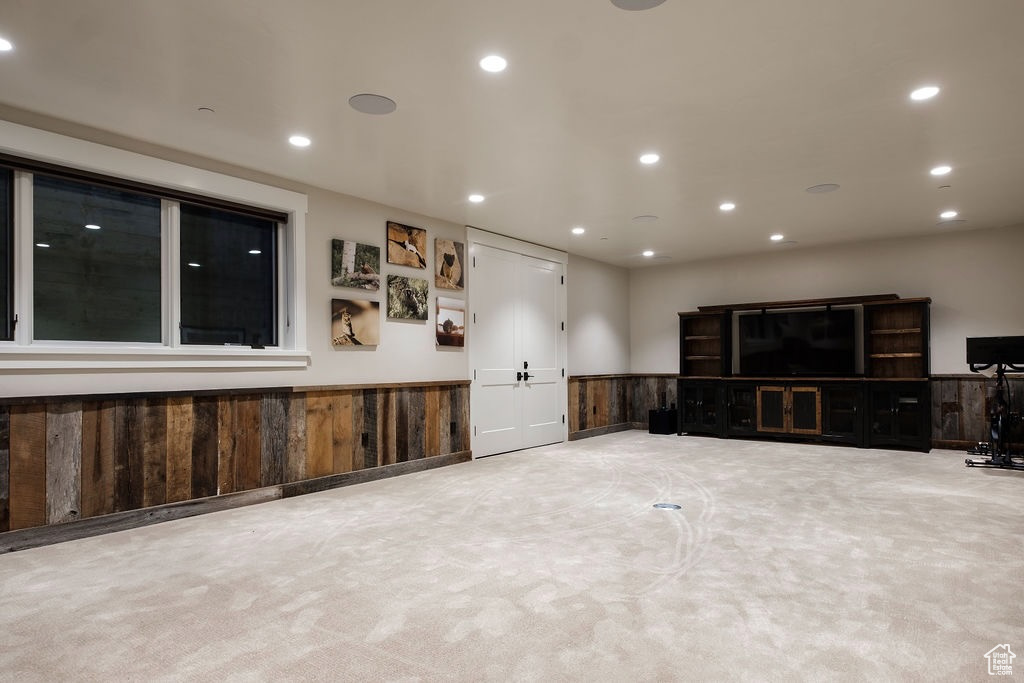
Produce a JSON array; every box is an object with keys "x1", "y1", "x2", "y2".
[{"x1": 678, "y1": 294, "x2": 931, "y2": 451}]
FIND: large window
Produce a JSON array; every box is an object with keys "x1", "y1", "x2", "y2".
[
  {"x1": 180, "y1": 205, "x2": 277, "y2": 346},
  {"x1": 0, "y1": 168, "x2": 11, "y2": 341},
  {"x1": 0, "y1": 123, "x2": 307, "y2": 370},
  {"x1": 33, "y1": 176, "x2": 162, "y2": 342}
]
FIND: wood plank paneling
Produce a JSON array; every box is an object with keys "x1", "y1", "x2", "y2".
[
  {"x1": 216, "y1": 396, "x2": 236, "y2": 495},
  {"x1": 261, "y1": 394, "x2": 288, "y2": 487},
  {"x1": 191, "y1": 397, "x2": 219, "y2": 499},
  {"x1": 0, "y1": 406, "x2": 10, "y2": 532},
  {"x1": 165, "y1": 397, "x2": 193, "y2": 503},
  {"x1": 379, "y1": 389, "x2": 397, "y2": 466},
  {"x1": 332, "y1": 392, "x2": 354, "y2": 474},
  {"x1": 125, "y1": 402, "x2": 145, "y2": 511},
  {"x1": 234, "y1": 397, "x2": 262, "y2": 491},
  {"x1": 352, "y1": 392, "x2": 366, "y2": 470},
  {"x1": 438, "y1": 386, "x2": 452, "y2": 456},
  {"x1": 46, "y1": 402, "x2": 83, "y2": 524},
  {"x1": 142, "y1": 399, "x2": 167, "y2": 508},
  {"x1": 9, "y1": 405, "x2": 46, "y2": 530},
  {"x1": 285, "y1": 394, "x2": 307, "y2": 482},
  {"x1": 1, "y1": 381, "x2": 472, "y2": 548},
  {"x1": 81, "y1": 402, "x2": 115, "y2": 518},
  {"x1": 306, "y1": 393, "x2": 334, "y2": 478},
  {"x1": 110, "y1": 401, "x2": 131, "y2": 512},
  {"x1": 424, "y1": 387, "x2": 440, "y2": 458},
  {"x1": 963, "y1": 379, "x2": 987, "y2": 443},
  {"x1": 362, "y1": 388, "x2": 379, "y2": 470}
]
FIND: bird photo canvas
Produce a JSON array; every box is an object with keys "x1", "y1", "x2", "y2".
[
  {"x1": 434, "y1": 239, "x2": 464, "y2": 290},
  {"x1": 331, "y1": 239, "x2": 380, "y2": 290},
  {"x1": 331, "y1": 298, "x2": 380, "y2": 346},
  {"x1": 436, "y1": 297, "x2": 465, "y2": 347},
  {"x1": 386, "y1": 221, "x2": 427, "y2": 269},
  {"x1": 386, "y1": 274, "x2": 429, "y2": 320}
]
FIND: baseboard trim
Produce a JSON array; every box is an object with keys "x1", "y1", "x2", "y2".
[
  {"x1": 0, "y1": 451, "x2": 472, "y2": 554},
  {"x1": 568, "y1": 423, "x2": 636, "y2": 441}
]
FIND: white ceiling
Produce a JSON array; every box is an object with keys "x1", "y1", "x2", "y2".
[{"x1": 1, "y1": 0, "x2": 1023, "y2": 267}]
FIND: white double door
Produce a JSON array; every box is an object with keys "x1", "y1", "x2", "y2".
[{"x1": 471, "y1": 243, "x2": 566, "y2": 457}]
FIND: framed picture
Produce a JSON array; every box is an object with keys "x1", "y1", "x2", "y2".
[
  {"x1": 436, "y1": 297, "x2": 465, "y2": 347},
  {"x1": 435, "y1": 239, "x2": 465, "y2": 290},
  {"x1": 386, "y1": 221, "x2": 427, "y2": 269},
  {"x1": 331, "y1": 298, "x2": 380, "y2": 346},
  {"x1": 331, "y1": 239, "x2": 380, "y2": 290},
  {"x1": 386, "y1": 274, "x2": 429, "y2": 320}
]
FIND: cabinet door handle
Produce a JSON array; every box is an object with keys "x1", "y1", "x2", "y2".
[{"x1": 516, "y1": 371, "x2": 523, "y2": 382}]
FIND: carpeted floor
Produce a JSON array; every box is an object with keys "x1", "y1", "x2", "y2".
[{"x1": 0, "y1": 432, "x2": 1021, "y2": 681}]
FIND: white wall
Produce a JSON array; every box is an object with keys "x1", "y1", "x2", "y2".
[
  {"x1": 629, "y1": 224, "x2": 1024, "y2": 375},
  {"x1": 566, "y1": 254, "x2": 630, "y2": 375}
]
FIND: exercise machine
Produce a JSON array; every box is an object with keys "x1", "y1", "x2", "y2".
[{"x1": 965, "y1": 336, "x2": 1024, "y2": 471}]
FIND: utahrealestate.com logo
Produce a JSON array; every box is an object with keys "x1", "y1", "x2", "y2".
[{"x1": 985, "y1": 644, "x2": 1015, "y2": 676}]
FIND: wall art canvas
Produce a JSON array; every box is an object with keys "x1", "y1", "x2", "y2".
[
  {"x1": 436, "y1": 297, "x2": 465, "y2": 347},
  {"x1": 331, "y1": 298, "x2": 380, "y2": 346},
  {"x1": 386, "y1": 274, "x2": 429, "y2": 320},
  {"x1": 331, "y1": 239, "x2": 380, "y2": 290},
  {"x1": 386, "y1": 221, "x2": 427, "y2": 269},
  {"x1": 434, "y1": 239, "x2": 465, "y2": 290}
]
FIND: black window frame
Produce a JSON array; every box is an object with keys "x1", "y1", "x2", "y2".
[{"x1": 0, "y1": 165, "x2": 13, "y2": 341}]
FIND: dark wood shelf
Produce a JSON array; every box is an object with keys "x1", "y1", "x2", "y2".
[
  {"x1": 870, "y1": 353, "x2": 922, "y2": 359},
  {"x1": 684, "y1": 335, "x2": 720, "y2": 341},
  {"x1": 870, "y1": 328, "x2": 922, "y2": 335}
]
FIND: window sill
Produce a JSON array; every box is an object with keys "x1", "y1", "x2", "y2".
[{"x1": 0, "y1": 344, "x2": 311, "y2": 371}]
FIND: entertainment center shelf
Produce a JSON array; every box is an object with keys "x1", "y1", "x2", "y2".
[{"x1": 678, "y1": 294, "x2": 931, "y2": 451}]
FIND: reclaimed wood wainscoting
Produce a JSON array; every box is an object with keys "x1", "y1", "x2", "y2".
[
  {"x1": 570, "y1": 373, "x2": 1007, "y2": 452},
  {"x1": 0, "y1": 381, "x2": 471, "y2": 552},
  {"x1": 568, "y1": 374, "x2": 678, "y2": 440}
]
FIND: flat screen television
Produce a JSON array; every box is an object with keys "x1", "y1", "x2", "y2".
[{"x1": 738, "y1": 308, "x2": 857, "y2": 376}]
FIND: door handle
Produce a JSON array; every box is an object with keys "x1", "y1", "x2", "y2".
[
  {"x1": 523, "y1": 361, "x2": 529, "y2": 370},
  {"x1": 522, "y1": 372, "x2": 533, "y2": 381},
  {"x1": 516, "y1": 371, "x2": 523, "y2": 382}
]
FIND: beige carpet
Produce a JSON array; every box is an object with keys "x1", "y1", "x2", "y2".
[{"x1": 1, "y1": 432, "x2": 1022, "y2": 681}]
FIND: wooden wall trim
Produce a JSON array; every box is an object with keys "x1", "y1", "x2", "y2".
[
  {"x1": 0, "y1": 450, "x2": 471, "y2": 554},
  {"x1": 0, "y1": 379, "x2": 471, "y2": 406}
]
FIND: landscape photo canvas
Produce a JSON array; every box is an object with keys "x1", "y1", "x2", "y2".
[
  {"x1": 434, "y1": 239, "x2": 465, "y2": 290},
  {"x1": 386, "y1": 274, "x2": 429, "y2": 320},
  {"x1": 331, "y1": 298, "x2": 380, "y2": 346},
  {"x1": 386, "y1": 221, "x2": 427, "y2": 269},
  {"x1": 331, "y1": 239, "x2": 380, "y2": 290},
  {"x1": 436, "y1": 297, "x2": 465, "y2": 347}
]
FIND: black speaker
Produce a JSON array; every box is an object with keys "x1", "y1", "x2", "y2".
[{"x1": 648, "y1": 408, "x2": 677, "y2": 435}]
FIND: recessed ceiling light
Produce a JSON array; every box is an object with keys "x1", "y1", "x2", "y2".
[
  {"x1": 770, "y1": 234, "x2": 785, "y2": 242},
  {"x1": 930, "y1": 165, "x2": 952, "y2": 176},
  {"x1": 910, "y1": 85, "x2": 940, "y2": 101},
  {"x1": 288, "y1": 135, "x2": 311, "y2": 148},
  {"x1": 719, "y1": 202, "x2": 736, "y2": 212},
  {"x1": 84, "y1": 223, "x2": 101, "y2": 230},
  {"x1": 939, "y1": 210, "x2": 958, "y2": 219},
  {"x1": 0, "y1": 38, "x2": 13, "y2": 52},
  {"x1": 249, "y1": 249, "x2": 262, "y2": 255},
  {"x1": 479, "y1": 55, "x2": 507, "y2": 73},
  {"x1": 468, "y1": 194, "x2": 485, "y2": 203},
  {"x1": 639, "y1": 153, "x2": 660, "y2": 165},
  {"x1": 632, "y1": 215, "x2": 658, "y2": 222},
  {"x1": 805, "y1": 183, "x2": 839, "y2": 193},
  {"x1": 349, "y1": 93, "x2": 397, "y2": 115},
  {"x1": 642, "y1": 250, "x2": 655, "y2": 257},
  {"x1": 572, "y1": 227, "x2": 585, "y2": 235},
  {"x1": 187, "y1": 262, "x2": 201, "y2": 268},
  {"x1": 611, "y1": 0, "x2": 668, "y2": 10}
]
